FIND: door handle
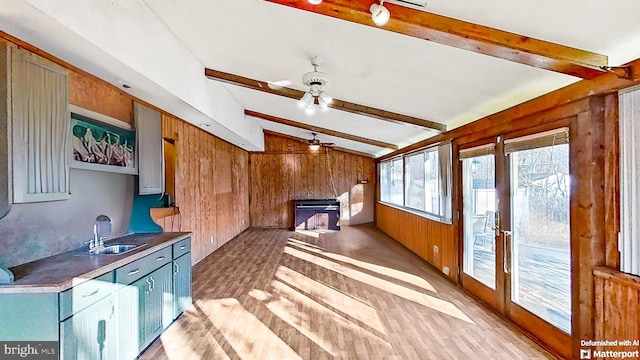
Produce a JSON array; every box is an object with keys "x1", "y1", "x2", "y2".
[{"x1": 502, "y1": 230, "x2": 512, "y2": 274}]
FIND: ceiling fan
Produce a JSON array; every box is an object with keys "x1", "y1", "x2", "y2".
[
  {"x1": 299, "y1": 56, "x2": 332, "y2": 110},
  {"x1": 307, "y1": 132, "x2": 335, "y2": 151}
]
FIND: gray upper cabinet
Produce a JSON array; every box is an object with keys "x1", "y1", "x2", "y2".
[
  {"x1": 135, "y1": 102, "x2": 164, "y2": 195},
  {"x1": 11, "y1": 48, "x2": 70, "y2": 203}
]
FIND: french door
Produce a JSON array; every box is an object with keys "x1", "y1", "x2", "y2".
[{"x1": 459, "y1": 127, "x2": 572, "y2": 358}]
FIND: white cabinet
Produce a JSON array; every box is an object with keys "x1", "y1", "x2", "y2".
[
  {"x1": 11, "y1": 48, "x2": 70, "y2": 203},
  {"x1": 134, "y1": 102, "x2": 164, "y2": 195}
]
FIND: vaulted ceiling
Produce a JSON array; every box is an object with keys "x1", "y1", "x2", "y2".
[{"x1": 3, "y1": 0, "x2": 640, "y2": 156}]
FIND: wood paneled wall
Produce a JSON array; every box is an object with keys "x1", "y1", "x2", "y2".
[
  {"x1": 594, "y1": 267, "x2": 640, "y2": 354},
  {"x1": 68, "y1": 71, "x2": 134, "y2": 124},
  {"x1": 376, "y1": 203, "x2": 456, "y2": 281},
  {"x1": 157, "y1": 114, "x2": 250, "y2": 263},
  {"x1": 249, "y1": 132, "x2": 375, "y2": 228}
]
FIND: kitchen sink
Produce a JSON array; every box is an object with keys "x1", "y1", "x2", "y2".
[{"x1": 89, "y1": 243, "x2": 145, "y2": 255}]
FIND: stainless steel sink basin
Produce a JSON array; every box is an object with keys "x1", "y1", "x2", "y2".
[{"x1": 89, "y1": 244, "x2": 145, "y2": 255}]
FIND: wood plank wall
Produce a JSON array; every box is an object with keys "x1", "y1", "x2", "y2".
[
  {"x1": 594, "y1": 267, "x2": 640, "y2": 355},
  {"x1": 68, "y1": 71, "x2": 134, "y2": 124},
  {"x1": 153, "y1": 114, "x2": 250, "y2": 264},
  {"x1": 376, "y1": 203, "x2": 456, "y2": 281},
  {"x1": 249, "y1": 132, "x2": 374, "y2": 228}
]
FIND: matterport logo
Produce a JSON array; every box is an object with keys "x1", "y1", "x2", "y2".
[
  {"x1": 0, "y1": 342, "x2": 57, "y2": 359},
  {"x1": 580, "y1": 339, "x2": 640, "y2": 359}
]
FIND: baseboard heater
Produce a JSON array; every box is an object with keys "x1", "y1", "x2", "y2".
[{"x1": 294, "y1": 199, "x2": 341, "y2": 231}]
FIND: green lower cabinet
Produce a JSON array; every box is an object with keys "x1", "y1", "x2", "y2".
[
  {"x1": 173, "y1": 252, "x2": 192, "y2": 319},
  {"x1": 141, "y1": 263, "x2": 173, "y2": 350},
  {"x1": 60, "y1": 294, "x2": 116, "y2": 360}
]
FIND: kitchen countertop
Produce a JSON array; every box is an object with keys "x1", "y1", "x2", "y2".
[{"x1": 0, "y1": 232, "x2": 191, "y2": 294}]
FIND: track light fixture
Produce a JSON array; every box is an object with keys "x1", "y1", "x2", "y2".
[{"x1": 370, "y1": 1, "x2": 390, "y2": 26}]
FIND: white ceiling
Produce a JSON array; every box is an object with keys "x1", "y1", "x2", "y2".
[{"x1": 4, "y1": 0, "x2": 640, "y2": 156}]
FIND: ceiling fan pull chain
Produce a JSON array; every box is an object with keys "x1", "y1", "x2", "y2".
[{"x1": 326, "y1": 148, "x2": 339, "y2": 199}]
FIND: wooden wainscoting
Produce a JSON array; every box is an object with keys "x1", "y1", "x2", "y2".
[
  {"x1": 249, "y1": 133, "x2": 375, "y2": 228},
  {"x1": 594, "y1": 267, "x2": 640, "y2": 353},
  {"x1": 157, "y1": 114, "x2": 250, "y2": 264},
  {"x1": 376, "y1": 202, "x2": 456, "y2": 281}
]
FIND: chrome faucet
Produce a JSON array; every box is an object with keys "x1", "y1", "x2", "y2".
[{"x1": 86, "y1": 215, "x2": 112, "y2": 250}]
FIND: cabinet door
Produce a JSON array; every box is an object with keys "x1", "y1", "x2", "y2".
[
  {"x1": 60, "y1": 294, "x2": 116, "y2": 360},
  {"x1": 11, "y1": 48, "x2": 70, "y2": 203},
  {"x1": 115, "y1": 278, "x2": 146, "y2": 360},
  {"x1": 135, "y1": 102, "x2": 164, "y2": 195},
  {"x1": 173, "y1": 252, "x2": 192, "y2": 319},
  {"x1": 140, "y1": 264, "x2": 172, "y2": 351}
]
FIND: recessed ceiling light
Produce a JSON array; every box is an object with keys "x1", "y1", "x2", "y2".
[{"x1": 308, "y1": 0, "x2": 322, "y2": 4}]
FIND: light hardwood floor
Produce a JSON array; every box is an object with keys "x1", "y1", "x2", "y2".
[{"x1": 140, "y1": 224, "x2": 552, "y2": 360}]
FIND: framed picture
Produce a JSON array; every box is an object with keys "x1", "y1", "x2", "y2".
[{"x1": 70, "y1": 105, "x2": 138, "y2": 175}]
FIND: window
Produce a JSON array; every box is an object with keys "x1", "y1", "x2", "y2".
[
  {"x1": 405, "y1": 152, "x2": 425, "y2": 211},
  {"x1": 389, "y1": 158, "x2": 404, "y2": 205},
  {"x1": 379, "y1": 143, "x2": 452, "y2": 223},
  {"x1": 424, "y1": 148, "x2": 440, "y2": 215}
]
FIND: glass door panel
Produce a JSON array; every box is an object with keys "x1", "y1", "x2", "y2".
[
  {"x1": 462, "y1": 155, "x2": 496, "y2": 289},
  {"x1": 509, "y1": 143, "x2": 571, "y2": 333}
]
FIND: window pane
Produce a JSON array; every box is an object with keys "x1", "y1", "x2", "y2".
[
  {"x1": 380, "y1": 162, "x2": 390, "y2": 202},
  {"x1": 389, "y1": 159, "x2": 403, "y2": 205},
  {"x1": 424, "y1": 150, "x2": 440, "y2": 215},
  {"x1": 511, "y1": 144, "x2": 571, "y2": 333},
  {"x1": 405, "y1": 153, "x2": 425, "y2": 211},
  {"x1": 462, "y1": 155, "x2": 496, "y2": 289}
]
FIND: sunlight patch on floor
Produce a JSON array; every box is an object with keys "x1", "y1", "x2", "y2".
[
  {"x1": 196, "y1": 298, "x2": 302, "y2": 360},
  {"x1": 287, "y1": 239, "x2": 437, "y2": 293},
  {"x1": 268, "y1": 280, "x2": 396, "y2": 357},
  {"x1": 287, "y1": 238, "x2": 324, "y2": 250},
  {"x1": 159, "y1": 318, "x2": 229, "y2": 360},
  {"x1": 284, "y1": 246, "x2": 474, "y2": 324},
  {"x1": 275, "y1": 265, "x2": 386, "y2": 333},
  {"x1": 248, "y1": 288, "x2": 338, "y2": 357},
  {"x1": 293, "y1": 229, "x2": 322, "y2": 238}
]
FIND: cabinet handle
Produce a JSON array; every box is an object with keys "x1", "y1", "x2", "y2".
[
  {"x1": 146, "y1": 278, "x2": 152, "y2": 293},
  {"x1": 82, "y1": 288, "x2": 100, "y2": 298},
  {"x1": 156, "y1": 256, "x2": 166, "y2": 262},
  {"x1": 174, "y1": 262, "x2": 180, "y2": 275},
  {"x1": 179, "y1": 245, "x2": 186, "y2": 250},
  {"x1": 149, "y1": 276, "x2": 155, "y2": 291},
  {"x1": 128, "y1": 269, "x2": 140, "y2": 276}
]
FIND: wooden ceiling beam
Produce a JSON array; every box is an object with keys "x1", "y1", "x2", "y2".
[
  {"x1": 260, "y1": 130, "x2": 375, "y2": 158},
  {"x1": 205, "y1": 68, "x2": 446, "y2": 132},
  {"x1": 246, "y1": 110, "x2": 398, "y2": 149},
  {"x1": 264, "y1": 0, "x2": 610, "y2": 80}
]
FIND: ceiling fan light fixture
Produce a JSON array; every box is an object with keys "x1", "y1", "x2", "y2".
[
  {"x1": 318, "y1": 91, "x2": 332, "y2": 105},
  {"x1": 370, "y1": 1, "x2": 390, "y2": 26},
  {"x1": 309, "y1": 144, "x2": 321, "y2": 151},
  {"x1": 307, "y1": 0, "x2": 322, "y2": 4},
  {"x1": 299, "y1": 91, "x2": 314, "y2": 107}
]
